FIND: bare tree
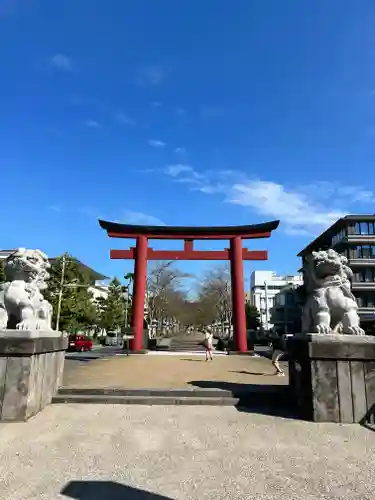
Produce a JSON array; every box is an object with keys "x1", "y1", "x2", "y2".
[
  {"x1": 194, "y1": 265, "x2": 232, "y2": 332},
  {"x1": 145, "y1": 261, "x2": 191, "y2": 336}
]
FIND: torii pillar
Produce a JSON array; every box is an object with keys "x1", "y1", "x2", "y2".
[{"x1": 230, "y1": 237, "x2": 247, "y2": 352}]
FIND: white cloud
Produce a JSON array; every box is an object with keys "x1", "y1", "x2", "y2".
[
  {"x1": 149, "y1": 139, "x2": 165, "y2": 148},
  {"x1": 115, "y1": 112, "x2": 135, "y2": 125},
  {"x1": 162, "y1": 166, "x2": 375, "y2": 236},
  {"x1": 48, "y1": 205, "x2": 62, "y2": 212},
  {"x1": 51, "y1": 54, "x2": 72, "y2": 71},
  {"x1": 175, "y1": 147, "x2": 186, "y2": 154},
  {"x1": 123, "y1": 210, "x2": 165, "y2": 226},
  {"x1": 165, "y1": 164, "x2": 193, "y2": 177},
  {"x1": 84, "y1": 120, "x2": 100, "y2": 128},
  {"x1": 137, "y1": 65, "x2": 165, "y2": 86},
  {"x1": 229, "y1": 181, "x2": 345, "y2": 234}
]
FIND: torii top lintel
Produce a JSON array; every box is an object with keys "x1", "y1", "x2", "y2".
[{"x1": 98, "y1": 219, "x2": 280, "y2": 240}]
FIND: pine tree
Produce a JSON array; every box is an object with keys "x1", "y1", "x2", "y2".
[
  {"x1": 0, "y1": 260, "x2": 5, "y2": 283},
  {"x1": 44, "y1": 253, "x2": 97, "y2": 332},
  {"x1": 245, "y1": 303, "x2": 261, "y2": 330},
  {"x1": 96, "y1": 277, "x2": 127, "y2": 332}
]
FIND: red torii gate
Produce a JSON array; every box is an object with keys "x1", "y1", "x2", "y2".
[{"x1": 99, "y1": 219, "x2": 280, "y2": 352}]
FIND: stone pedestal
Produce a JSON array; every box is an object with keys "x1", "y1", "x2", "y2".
[
  {"x1": 287, "y1": 334, "x2": 375, "y2": 423},
  {"x1": 0, "y1": 330, "x2": 68, "y2": 422}
]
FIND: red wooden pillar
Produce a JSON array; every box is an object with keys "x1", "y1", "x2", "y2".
[
  {"x1": 230, "y1": 237, "x2": 247, "y2": 352},
  {"x1": 130, "y1": 235, "x2": 148, "y2": 351}
]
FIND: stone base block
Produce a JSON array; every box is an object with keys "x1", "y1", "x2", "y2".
[
  {"x1": 287, "y1": 334, "x2": 375, "y2": 423},
  {"x1": 0, "y1": 330, "x2": 68, "y2": 422}
]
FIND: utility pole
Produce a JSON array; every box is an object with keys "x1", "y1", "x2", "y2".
[
  {"x1": 264, "y1": 280, "x2": 269, "y2": 333},
  {"x1": 55, "y1": 253, "x2": 67, "y2": 332}
]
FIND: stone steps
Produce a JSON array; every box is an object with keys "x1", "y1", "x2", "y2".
[
  {"x1": 52, "y1": 394, "x2": 240, "y2": 406},
  {"x1": 52, "y1": 386, "x2": 292, "y2": 408},
  {"x1": 169, "y1": 336, "x2": 206, "y2": 352}
]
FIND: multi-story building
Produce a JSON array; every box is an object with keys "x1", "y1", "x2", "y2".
[
  {"x1": 270, "y1": 283, "x2": 305, "y2": 334},
  {"x1": 250, "y1": 270, "x2": 303, "y2": 332},
  {"x1": 297, "y1": 215, "x2": 375, "y2": 327}
]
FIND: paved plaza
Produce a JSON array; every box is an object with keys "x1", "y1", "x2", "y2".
[
  {"x1": 62, "y1": 353, "x2": 289, "y2": 389},
  {"x1": 0, "y1": 404, "x2": 374, "y2": 500}
]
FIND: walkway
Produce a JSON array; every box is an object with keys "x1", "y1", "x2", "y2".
[
  {"x1": 62, "y1": 353, "x2": 288, "y2": 389},
  {"x1": 0, "y1": 404, "x2": 374, "y2": 499}
]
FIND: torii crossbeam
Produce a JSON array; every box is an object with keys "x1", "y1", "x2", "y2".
[{"x1": 99, "y1": 219, "x2": 280, "y2": 352}]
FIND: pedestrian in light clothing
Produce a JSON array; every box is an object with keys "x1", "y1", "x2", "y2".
[
  {"x1": 204, "y1": 327, "x2": 214, "y2": 361},
  {"x1": 271, "y1": 334, "x2": 285, "y2": 376}
]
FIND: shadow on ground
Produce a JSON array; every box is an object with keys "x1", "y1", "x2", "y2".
[
  {"x1": 188, "y1": 380, "x2": 300, "y2": 420},
  {"x1": 61, "y1": 481, "x2": 173, "y2": 499},
  {"x1": 229, "y1": 369, "x2": 276, "y2": 376}
]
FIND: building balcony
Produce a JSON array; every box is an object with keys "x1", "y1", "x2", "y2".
[
  {"x1": 349, "y1": 258, "x2": 375, "y2": 267},
  {"x1": 333, "y1": 235, "x2": 375, "y2": 248},
  {"x1": 352, "y1": 282, "x2": 375, "y2": 291}
]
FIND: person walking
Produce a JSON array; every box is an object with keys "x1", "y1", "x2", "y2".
[
  {"x1": 204, "y1": 327, "x2": 214, "y2": 361},
  {"x1": 271, "y1": 334, "x2": 285, "y2": 376}
]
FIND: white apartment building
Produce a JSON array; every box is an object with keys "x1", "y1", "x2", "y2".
[{"x1": 250, "y1": 270, "x2": 303, "y2": 332}]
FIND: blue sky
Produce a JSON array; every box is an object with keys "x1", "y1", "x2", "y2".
[{"x1": 1, "y1": 0, "x2": 375, "y2": 286}]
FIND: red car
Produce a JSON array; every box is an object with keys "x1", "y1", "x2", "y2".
[{"x1": 68, "y1": 334, "x2": 93, "y2": 352}]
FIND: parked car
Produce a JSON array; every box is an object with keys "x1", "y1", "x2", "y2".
[{"x1": 67, "y1": 334, "x2": 93, "y2": 352}]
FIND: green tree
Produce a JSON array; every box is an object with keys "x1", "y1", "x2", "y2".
[
  {"x1": 0, "y1": 260, "x2": 5, "y2": 283},
  {"x1": 44, "y1": 253, "x2": 97, "y2": 332},
  {"x1": 96, "y1": 277, "x2": 127, "y2": 332},
  {"x1": 245, "y1": 303, "x2": 260, "y2": 330}
]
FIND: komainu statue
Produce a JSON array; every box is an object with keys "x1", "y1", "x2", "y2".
[
  {"x1": 0, "y1": 248, "x2": 53, "y2": 331},
  {"x1": 302, "y1": 249, "x2": 365, "y2": 335}
]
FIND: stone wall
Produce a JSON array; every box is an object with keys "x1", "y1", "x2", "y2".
[
  {"x1": 288, "y1": 334, "x2": 375, "y2": 423},
  {"x1": 0, "y1": 331, "x2": 67, "y2": 422}
]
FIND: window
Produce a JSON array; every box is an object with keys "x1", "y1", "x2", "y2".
[
  {"x1": 286, "y1": 293, "x2": 295, "y2": 305},
  {"x1": 353, "y1": 268, "x2": 375, "y2": 282},
  {"x1": 355, "y1": 245, "x2": 375, "y2": 259},
  {"x1": 332, "y1": 227, "x2": 347, "y2": 246},
  {"x1": 357, "y1": 291, "x2": 375, "y2": 307},
  {"x1": 355, "y1": 221, "x2": 375, "y2": 235}
]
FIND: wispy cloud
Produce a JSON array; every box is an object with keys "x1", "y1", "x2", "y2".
[
  {"x1": 115, "y1": 112, "x2": 135, "y2": 125},
  {"x1": 149, "y1": 139, "x2": 165, "y2": 148},
  {"x1": 163, "y1": 167, "x2": 375, "y2": 236},
  {"x1": 152, "y1": 101, "x2": 162, "y2": 107},
  {"x1": 123, "y1": 210, "x2": 166, "y2": 226},
  {"x1": 137, "y1": 65, "x2": 166, "y2": 86},
  {"x1": 175, "y1": 147, "x2": 187, "y2": 155},
  {"x1": 51, "y1": 54, "x2": 72, "y2": 71},
  {"x1": 84, "y1": 120, "x2": 100, "y2": 128},
  {"x1": 164, "y1": 164, "x2": 203, "y2": 184},
  {"x1": 48, "y1": 205, "x2": 62, "y2": 213}
]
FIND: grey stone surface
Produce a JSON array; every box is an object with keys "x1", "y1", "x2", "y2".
[
  {"x1": 0, "y1": 331, "x2": 68, "y2": 355},
  {"x1": 0, "y1": 404, "x2": 375, "y2": 499},
  {"x1": 288, "y1": 334, "x2": 375, "y2": 423},
  {"x1": 0, "y1": 335, "x2": 67, "y2": 421},
  {"x1": 302, "y1": 249, "x2": 365, "y2": 335},
  {"x1": 0, "y1": 329, "x2": 64, "y2": 339}
]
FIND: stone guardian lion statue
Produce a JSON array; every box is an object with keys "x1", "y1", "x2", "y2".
[
  {"x1": 0, "y1": 248, "x2": 53, "y2": 331},
  {"x1": 302, "y1": 248, "x2": 365, "y2": 335}
]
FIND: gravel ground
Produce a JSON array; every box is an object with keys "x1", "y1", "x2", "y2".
[
  {"x1": 0, "y1": 404, "x2": 374, "y2": 500},
  {"x1": 62, "y1": 354, "x2": 288, "y2": 389}
]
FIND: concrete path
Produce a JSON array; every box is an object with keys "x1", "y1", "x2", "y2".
[
  {"x1": 62, "y1": 354, "x2": 288, "y2": 389},
  {"x1": 0, "y1": 404, "x2": 374, "y2": 499}
]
